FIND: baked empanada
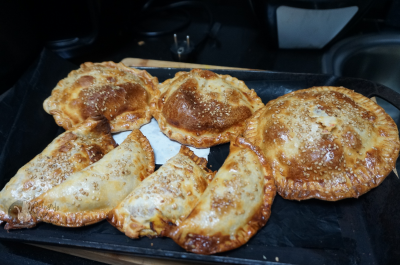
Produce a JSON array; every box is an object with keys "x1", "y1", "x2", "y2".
[
  {"x1": 244, "y1": 86, "x2": 400, "y2": 201},
  {"x1": 0, "y1": 116, "x2": 117, "y2": 229},
  {"x1": 30, "y1": 129, "x2": 154, "y2": 227},
  {"x1": 108, "y1": 146, "x2": 214, "y2": 238},
  {"x1": 151, "y1": 69, "x2": 264, "y2": 148},
  {"x1": 169, "y1": 137, "x2": 276, "y2": 254},
  {"x1": 44, "y1": 62, "x2": 159, "y2": 132}
]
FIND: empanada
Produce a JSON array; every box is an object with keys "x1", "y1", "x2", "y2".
[
  {"x1": 0, "y1": 116, "x2": 117, "y2": 229},
  {"x1": 169, "y1": 137, "x2": 276, "y2": 254},
  {"x1": 151, "y1": 69, "x2": 264, "y2": 148},
  {"x1": 244, "y1": 86, "x2": 400, "y2": 201},
  {"x1": 44, "y1": 62, "x2": 159, "y2": 132},
  {"x1": 30, "y1": 129, "x2": 154, "y2": 227},
  {"x1": 108, "y1": 146, "x2": 214, "y2": 238}
]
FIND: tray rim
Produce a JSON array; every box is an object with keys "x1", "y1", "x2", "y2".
[{"x1": 1, "y1": 67, "x2": 399, "y2": 265}]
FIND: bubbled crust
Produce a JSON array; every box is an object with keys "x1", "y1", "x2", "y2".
[
  {"x1": 168, "y1": 137, "x2": 276, "y2": 254},
  {"x1": 244, "y1": 86, "x2": 400, "y2": 201},
  {"x1": 29, "y1": 130, "x2": 154, "y2": 227},
  {"x1": 108, "y1": 146, "x2": 214, "y2": 238},
  {"x1": 43, "y1": 61, "x2": 159, "y2": 132},
  {"x1": 150, "y1": 69, "x2": 264, "y2": 148},
  {"x1": 0, "y1": 116, "x2": 117, "y2": 229}
]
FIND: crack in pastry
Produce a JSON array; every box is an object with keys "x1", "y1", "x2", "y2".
[
  {"x1": 244, "y1": 86, "x2": 400, "y2": 201},
  {"x1": 0, "y1": 116, "x2": 117, "y2": 229},
  {"x1": 29, "y1": 129, "x2": 154, "y2": 227},
  {"x1": 151, "y1": 69, "x2": 264, "y2": 148},
  {"x1": 43, "y1": 62, "x2": 159, "y2": 132},
  {"x1": 168, "y1": 136, "x2": 276, "y2": 254},
  {"x1": 108, "y1": 146, "x2": 214, "y2": 238}
]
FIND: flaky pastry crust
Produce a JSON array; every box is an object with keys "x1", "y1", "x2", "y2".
[
  {"x1": 29, "y1": 130, "x2": 154, "y2": 227},
  {"x1": 44, "y1": 61, "x2": 159, "y2": 132},
  {"x1": 0, "y1": 116, "x2": 117, "y2": 229},
  {"x1": 108, "y1": 146, "x2": 214, "y2": 238},
  {"x1": 151, "y1": 69, "x2": 264, "y2": 148},
  {"x1": 244, "y1": 86, "x2": 400, "y2": 201},
  {"x1": 168, "y1": 136, "x2": 276, "y2": 254}
]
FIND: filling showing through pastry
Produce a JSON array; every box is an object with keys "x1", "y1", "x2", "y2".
[{"x1": 244, "y1": 86, "x2": 400, "y2": 201}]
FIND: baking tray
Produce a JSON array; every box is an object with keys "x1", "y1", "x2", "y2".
[{"x1": 0, "y1": 49, "x2": 399, "y2": 265}]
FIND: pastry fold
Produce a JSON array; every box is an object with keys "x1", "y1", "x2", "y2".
[
  {"x1": 0, "y1": 116, "x2": 117, "y2": 229},
  {"x1": 108, "y1": 146, "x2": 214, "y2": 238},
  {"x1": 169, "y1": 137, "x2": 276, "y2": 254},
  {"x1": 30, "y1": 129, "x2": 154, "y2": 227},
  {"x1": 151, "y1": 69, "x2": 264, "y2": 148},
  {"x1": 44, "y1": 62, "x2": 159, "y2": 132}
]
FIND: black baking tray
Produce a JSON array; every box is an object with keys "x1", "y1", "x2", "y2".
[{"x1": 0, "y1": 49, "x2": 399, "y2": 265}]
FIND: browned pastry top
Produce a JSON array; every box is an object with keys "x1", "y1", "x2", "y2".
[
  {"x1": 30, "y1": 129, "x2": 154, "y2": 228},
  {"x1": 43, "y1": 62, "x2": 159, "y2": 132},
  {"x1": 244, "y1": 86, "x2": 400, "y2": 201},
  {"x1": 168, "y1": 136, "x2": 276, "y2": 254},
  {"x1": 108, "y1": 145, "x2": 214, "y2": 239},
  {"x1": 0, "y1": 116, "x2": 117, "y2": 229},
  {"x1": 151, "y1": 69, "x2": 264, "y2": 148}
]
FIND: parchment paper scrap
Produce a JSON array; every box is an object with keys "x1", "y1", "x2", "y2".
[{"x1": 113, "y1": 118, "x2": 210, "y2": 164}]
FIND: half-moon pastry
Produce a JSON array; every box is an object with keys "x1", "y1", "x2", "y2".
[
  {"x1": 244, "y1": 86, "x2": 400, "y2": 201},
  {"x1": 169, "y1": 137, "x2": 276, "y2": 254},
  {"x1": 0, "y1": 116, "x2": 117, "y2": 229},
  {"x1": 43, "y1": 62, "x2": 159, "y2": 132},
  {"x1": 30, "y1": 129, "x2": 154, "y2": 227},
  {"x1": 108, "y1": 146, "x2": 214, "y2": 238},
  {"x1": 151, "y1": 69, "x2": 264, "y2": 148}
]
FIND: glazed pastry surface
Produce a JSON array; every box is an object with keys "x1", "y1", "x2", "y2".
[
  {"x1": 30, "y1": 130, "x2": 154, "y2": 227},
  {"x1": 44, "y1": 62, "x2": 159, "y2": 132},
  {"x1": 0, "y1": 116, "x2": 117, "y2": 229},
  {"x1": 151, "y1": 69, "x2": 264, "y2": 147},
  {"x1": 244, "y1": 86, "x2": 400, "y2": 200},
  {"x1": 169, "y1": 137, "x2": 276, "y2": 254},
  {"x1": 108, "y1": 146, "x2": 214, "y2": 238}
]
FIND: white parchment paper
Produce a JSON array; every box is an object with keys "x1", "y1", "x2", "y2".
[{"x1": 112, "y1": 118, "x2": 210, "y2": 164}]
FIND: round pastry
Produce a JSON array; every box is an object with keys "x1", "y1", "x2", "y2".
[
  {"x1": 151, "y1": 69, "x2": 264, "y2": 148},
  {"x1": 244, "y1": 86, "x2": 400, "y2": 201},
  {"x1": 43, "y1": 62, "x2": 159, "y2": 132}
]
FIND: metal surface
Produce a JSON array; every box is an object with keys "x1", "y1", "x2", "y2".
[
  {"x1": 342, "y1": 44, "x2": 400, "y2": 125},
  {"x1": 1, "y1": 52, "x2": 400, "y2": 264},
  {"x1": 322, "y1": 32, "x2": 400, "y2": 124}
]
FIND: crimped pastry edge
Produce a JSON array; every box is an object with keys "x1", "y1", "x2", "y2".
[
  {"x1": 0, "y1": 115, "x2": 117, "y2": 229},
  {"x1": 244, "y1": 86, "x2": 400, "y2": 201},
  {"x1": 150, "y1": 69, "x2": 264, "y2": 148},
  {"x1": 169, "y1": 136, "x2": 276, "y2": 254},
  {"x1": 128, "y1": 129, "x2": 156, "y2": 176},
  {"x1": 43, "y1": 61, "x2": 159, "y2": 132},
  {"x1": 107, "y1": 145, "x2": 215, "y2": 238},
  {"x1": 178, "y1": 145, "x2": 215, "y2": 179},
  {"x1": 29, "y1": 129, "x2": 155, "y2": 227}
]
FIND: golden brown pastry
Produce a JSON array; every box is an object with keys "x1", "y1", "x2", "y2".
[
  {"x1": 30, "y1": 129, "x2": 154, "y2": 227},
  {"x1": 43, "y1": 62, "x2": 159, "y2": 132},
  {"x1": 108, "y1": 146, "x2": 214, "y2": 238},
  {"x1": 244, "y1": 86, "x2": 400, "y2": 201},
  {"x1": 0, "y1": 116, "x2": 117, "y2": 229},
  {"x1": 169, "y1": 137, "x2": 276, "y2": 254},
  {"x1": 151, "y1": 69, "x2": 264, "y2": 148}
]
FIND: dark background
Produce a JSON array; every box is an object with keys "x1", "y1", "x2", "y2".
[
  {"x1": 0, "y1": 0, "x2": 399, "y2": 264},
  {"x1": 1, "y1": 0, "x2": 399, "y2": 97}
]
